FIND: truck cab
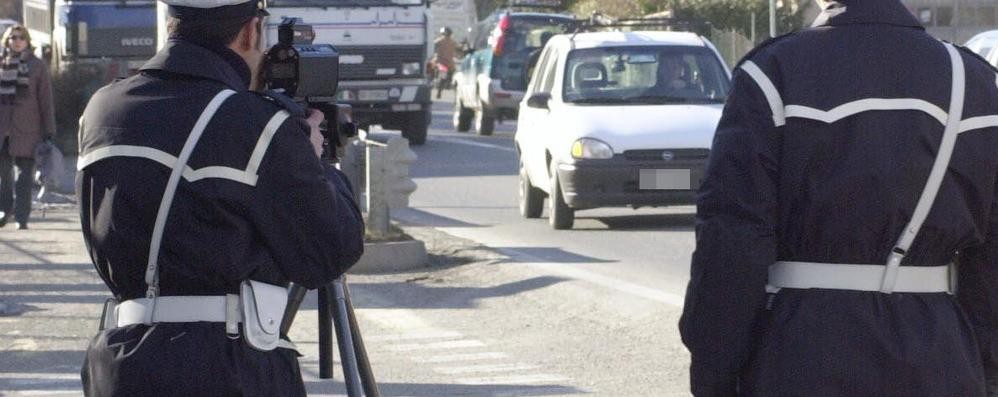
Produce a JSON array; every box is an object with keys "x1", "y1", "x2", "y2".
[{"x1": 23, "y1": 0, "x2": 157, "y2": 75}]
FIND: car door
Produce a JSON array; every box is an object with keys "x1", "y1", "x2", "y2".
[
  {"x1": 516, "y1": 46, "x2": 552, "y2": 176},
  {"x1": 519, "y1": 45, "x2": 560, "y2": 192}
]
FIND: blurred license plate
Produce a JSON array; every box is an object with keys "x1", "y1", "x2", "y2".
[
  {"x1": 359, "y1": 90, "x2": 389, "y2": 101},
  {"x1": 639, "y1": 169, "x2": 691, "y2": 190}
]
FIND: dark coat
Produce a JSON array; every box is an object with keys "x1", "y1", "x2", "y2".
[
  {"x1": 0, "y1": 53, "x2": 55, "y2": 158},
  {"x1": 76, "y1": 39, "x2": 365, "y2": 397},
  {"x1": 680, "y1": 1, "x2": 998, "y2": 395}
]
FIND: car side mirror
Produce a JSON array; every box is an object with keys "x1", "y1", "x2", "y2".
[{"x1": 527, "y1": 93, "x2": 551, "y2": 109}]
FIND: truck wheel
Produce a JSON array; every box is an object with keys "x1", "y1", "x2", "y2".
[
  {"x1": 453, "y1": 98, "x2": 473, "y2": 132},
  {"x1": 519, "y1": 160, "x2": 544, "y2": 218},
  {"x1": 548, "y1": 165, "x2": 575, "y2": 230},
  {"x1": 402, "y1": 110, "x2": 429, "y2": 145},
  {"x1": 474, "y1": 105, "x2": 496, "y2": 136}
]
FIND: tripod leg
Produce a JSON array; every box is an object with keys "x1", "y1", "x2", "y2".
[
  {"x1": 343, "y1": 280, "x2": 381, "y2": 397},
  {"x1": 280, "y1": 285, "x2": 309, "y2": 336},
  {"x1": 332, "y1": 279, "x2": 363, "y2": 397},
  {"x1": 318, "y1": 285, "x2": 335, "y2": 380}
]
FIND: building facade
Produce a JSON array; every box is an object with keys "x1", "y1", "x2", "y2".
[{"x1": 902, "y1": 0, "x2": 997, "y2": 44}]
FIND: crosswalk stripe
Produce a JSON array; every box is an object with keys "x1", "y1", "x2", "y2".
[
  {"x1": 388, "y1": 339, "x2": 485, "y2": 352},
  {"x1": 434, "y1": 363, "x2": 540, "y2": 375},
  {"x1": 411, "y1": 352, "x2": 509, "y2": 363},
  {"x1": 365, "y1": 330, "x2": 463, "y2": 342},
  {"x1": 455, "y1": 374, "x2": 569, "y2": 385}
]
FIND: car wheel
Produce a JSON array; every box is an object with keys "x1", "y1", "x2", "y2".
[
  {"x1": 474, "y1": 102, "x2": 496, "y2": 136},
  {"x1": 453, "y1": 98, "x2": 473, "y2": 132},
  {"x1": 548, "y1": 164, "x2": 575, "y2": 230},
  {"x1": 519, "y1": 161, "x2": 544, "y2": 218}
]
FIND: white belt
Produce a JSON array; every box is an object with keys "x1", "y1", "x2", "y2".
[
  {"x1": 767, "y1": 261, "x2": 954, "y2": 294},
  {"x1": 116, "y1": 295, "x2": 238, "y2": 327},
  {"x1": 114, "y1": 296, "x2": 297, "y2": 350}
]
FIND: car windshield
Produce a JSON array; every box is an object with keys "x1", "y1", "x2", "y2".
[{"x1": 563, "y1": 46, "x2": 730, "y2": 105}]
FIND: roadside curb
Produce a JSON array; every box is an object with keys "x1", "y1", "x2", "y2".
[{"x1": 350, "y1": 240, "x2": 429, "y2": 274}]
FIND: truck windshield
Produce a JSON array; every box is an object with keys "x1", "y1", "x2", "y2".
[
  {"x1": 268, "y1": 0, "x2": 424, "y2": 6},
  {"x1": 563, "y1": 46, "x2": 730, "y2": 105}
]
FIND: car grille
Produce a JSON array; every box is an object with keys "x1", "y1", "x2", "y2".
[
  {"x1": 623, "y1": 149, "x2": 710, "y2": 162},
  {"x1": 337, "y1": 45, "x2": 426, "y2": 80}
]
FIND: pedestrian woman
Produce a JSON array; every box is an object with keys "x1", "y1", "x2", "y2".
[{"x1": 0, "y1": 24, "x2": 55, "y2": 229}]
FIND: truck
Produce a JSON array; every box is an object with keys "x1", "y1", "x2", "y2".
[
  {"x1": 22, "y1": 0, "x2": 157, "y2": 77},
  {"x1": 263, "y1": 0, "x2": 433, "y2": 145}
]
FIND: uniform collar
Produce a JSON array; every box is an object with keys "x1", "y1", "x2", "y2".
[
  {"x1": 140, "y1": 39, "x2": 251, "y2": 90},
  {"x1": 812, "y1": 0, "x2": 922, "y2": 29}
]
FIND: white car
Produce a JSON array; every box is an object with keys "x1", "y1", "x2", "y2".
[
  {"x1": 514, "y1": 31, "x2": 731, "y2": 229},
  {"x1": 965, "y1": 30, "x2": 998, "y2": 67}
]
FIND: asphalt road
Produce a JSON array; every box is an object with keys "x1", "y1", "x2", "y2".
[
  {"x1": 397, "y1": 92, "x2": 697, "y2": 305},
  {"x1": 383, "y1": 91, "x2": 699, "y2": 395}
]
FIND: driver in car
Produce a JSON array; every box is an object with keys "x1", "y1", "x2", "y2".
[{"x1": 656, "y1": 56, "x2": 689, "y2": 92}]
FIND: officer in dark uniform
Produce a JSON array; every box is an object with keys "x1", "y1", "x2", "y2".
[
  {"x1": 76, "y1": 0, "x2": 364, "y2": 395},
  {"x1": 680, "y1": 0, "x2": 998, "y2": 395}
]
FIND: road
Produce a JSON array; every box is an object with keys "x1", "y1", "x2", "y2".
[
  {"x1": 399, "y1": 92, "x2": 697, "y2": 303},
  {"x1": 384, "y1": 92, "x2": 698, "y2": 395}
]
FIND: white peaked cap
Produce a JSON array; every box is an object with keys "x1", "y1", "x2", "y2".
[{"x1": 161, "y1": 0, "x2": 266, "y2": 20}]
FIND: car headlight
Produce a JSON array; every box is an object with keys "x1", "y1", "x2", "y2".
[
  {"x1": 401, "y1": 62, "x2": 422, "y2": 76},
  {"x1": 571, "y1": 138, "x2": 614, "y2": 159}
]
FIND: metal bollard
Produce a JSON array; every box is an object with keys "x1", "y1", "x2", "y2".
[
  {"x1": 365, "y1": 142, "x2": 390, "y2": 238},
  {"x1": 339, "y1": 138, "x2": 366, "y2": 206}
]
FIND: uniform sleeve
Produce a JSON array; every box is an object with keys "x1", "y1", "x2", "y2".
[
  {"x1": 678, "y1": 66, "x2": 781, "y2": 396},
  {"x1": 250, "y1": 116, "x2": 364, "y2": 289},
  {"x1": 958, "y1": 179, "x2": 998, "y2": 395}
]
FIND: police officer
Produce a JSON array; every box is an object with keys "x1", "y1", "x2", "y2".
[
  {"x1": 76, "y1": 0, "x2": 364, "y2": 395},
  {"x1": 680, "y1": 0, "x2": 998, "y2": 395}
]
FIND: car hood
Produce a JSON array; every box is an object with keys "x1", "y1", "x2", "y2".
[{"x1": 553, "y1": 103, "x2": 724, "y2": 152}]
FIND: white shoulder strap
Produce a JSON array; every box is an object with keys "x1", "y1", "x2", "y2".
[
  {"x1": 144, "y1": 90, "x2": 236, "y2": 302},
  {"x1": 880, "y1": 43, "x2": 965, "y2": 293}
]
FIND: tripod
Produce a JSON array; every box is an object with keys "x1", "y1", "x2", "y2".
[{"x1": 282, "y1": 276, "x2": 380, "y2": 397}]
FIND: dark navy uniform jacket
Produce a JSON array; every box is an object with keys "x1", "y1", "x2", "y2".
[
  {"x1": 76, "y1": 39, "x2": 364, "y2": 396},
  {"x1": 680, "y1": 1, "x2": 998, "y2": 395}
]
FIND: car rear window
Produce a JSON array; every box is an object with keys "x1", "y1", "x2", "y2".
[{"x1": 491, "y1": 15, "x2": 576, "y2": 91}]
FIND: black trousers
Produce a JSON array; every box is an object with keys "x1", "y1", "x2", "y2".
[
  {"x1": 0, "y1": 137, "x2": 35, "y2": 224},
  {"x1": 82, "y1": 323, "x2": 307, "y2": 397}
]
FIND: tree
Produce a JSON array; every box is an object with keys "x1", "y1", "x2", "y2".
[{"x1": 567, "y1": 0, "x2": 810, "y2": 43}]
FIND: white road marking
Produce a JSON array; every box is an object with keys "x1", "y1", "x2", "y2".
[
  {"x1": 429, "y1": 231, "x2": 686, "y2": 307},
  {"x1": 388, "y1": 339, "x2": 486, "y2": 352},
  {"x1": 365, "y1": 330, "x2": 463, "y2": 342},
  {"x1": 411, "y1": 352, "x2": 510, "y2": 363},
  {"x1": 434, "y1": 363, "x2": 540, "y2": 375},
  {"x1": 433, "y1": 137, "x2": 516, "y2": 153},
  {"x1": 455, "y1": 374, "x2": 570, "y2": 385}
]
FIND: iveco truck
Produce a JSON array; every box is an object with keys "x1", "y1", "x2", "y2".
[
  {"x1": 22, "y1": 0, "x2": 157, "y2": 76},
  {"x1": 264, "y1": 0, "x2": 433, "y2": 144}
]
